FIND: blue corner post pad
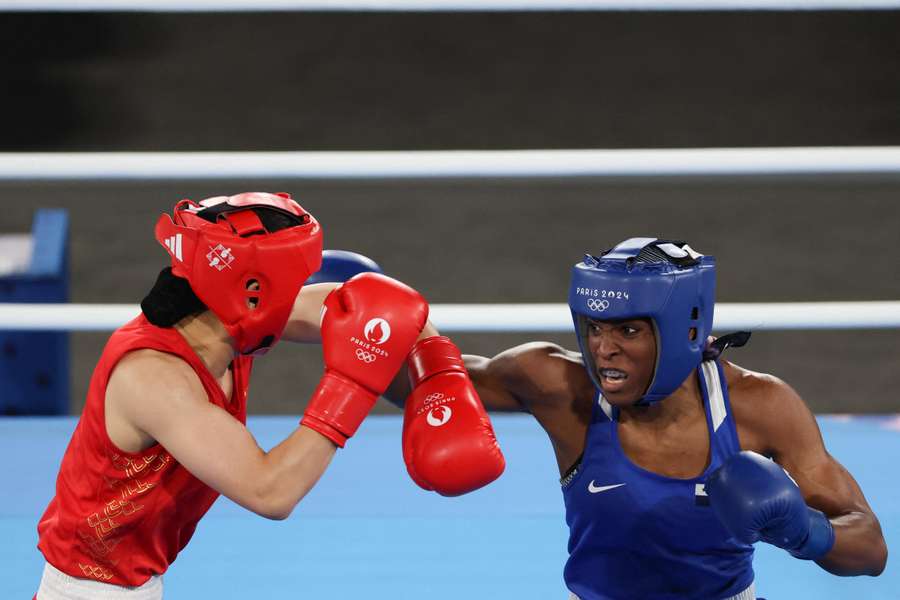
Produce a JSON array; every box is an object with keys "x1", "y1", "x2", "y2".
[
  {"x1": 0, "y1": 208, "x2": 70, "y2": 415},
  {"x1": 305, "y1": 249, "x2": 383, "y2": 285},
  {"x1": 29, "y1": 209, "x2": 69, "y2": 283}
]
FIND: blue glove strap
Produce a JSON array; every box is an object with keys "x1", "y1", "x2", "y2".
[{"x1": 789, "y1": 508, "x2": 835, "y2": 560}]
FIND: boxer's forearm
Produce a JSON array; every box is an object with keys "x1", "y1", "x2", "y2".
[
  {"x1": 254, "y1": 427, "x2": 338, "y2": 520},
  {"x1": 282, "y1": 283, "x2": 340, "y2": 343}
]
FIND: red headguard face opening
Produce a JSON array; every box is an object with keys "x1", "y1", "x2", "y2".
[{"x1": 154, "y1": 192, "x2": 323, "y2": 355}]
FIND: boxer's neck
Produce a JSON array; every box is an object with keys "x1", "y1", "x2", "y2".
[{"x1": 175, "y1": 311, "x2": 236, "y2": 379}]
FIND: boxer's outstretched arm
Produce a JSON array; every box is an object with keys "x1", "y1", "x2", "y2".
[
  {"x1": 462, "y1": 342, "x2": 585, "y2": 413},
  {"x1": 381, "y1": 346, "x2": 531, "y2": 411},
  {"x1": 462, "y1": 352, "x2": 530, "y2": 412}
]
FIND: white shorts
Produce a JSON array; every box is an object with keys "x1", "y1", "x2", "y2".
[
  {"x1": 568, "y1": 581, "x2": 756, "y2": 600},
  {"x1": 36, "y1": 562, "x2": 163, "y2": 600}
]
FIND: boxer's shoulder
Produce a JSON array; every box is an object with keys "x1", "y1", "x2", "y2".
[
  {"x1": 112, "y1": 348, "x2": 198, "y2": 387},
  {"x1": 108, "y1": 349, "x2": 207, "y2": 412},
  {"x1": 723, "y1": 360, "x2": 811, "y2": 454}
]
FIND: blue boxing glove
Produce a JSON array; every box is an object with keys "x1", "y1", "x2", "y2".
[
  {"x1": 706, "y1": 451, "x2": 835, "y2": 560},
  {"x1": 305, "y1": 250, "x2": 383, "y2": 285}
]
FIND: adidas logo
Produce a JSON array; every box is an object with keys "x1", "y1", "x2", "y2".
[{"x1": 164, "y1": 234, "x2": 183, "y2": 261}]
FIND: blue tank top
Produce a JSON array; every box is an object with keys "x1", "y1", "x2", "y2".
[{"x1": 561, "y1": 359, "x2": 754, "y2": 600}]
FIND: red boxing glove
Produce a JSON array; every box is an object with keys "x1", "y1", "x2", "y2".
[
  {"x1": 403, "y1": 336, "x2": 505, "y2": 496},
  {"x1": 302, "y1": 273, "x2": 428, "y2": 447}
]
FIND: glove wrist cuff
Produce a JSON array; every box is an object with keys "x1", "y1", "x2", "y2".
[
  {"x1": 407, "y1": 336, "x2": 465, "y2": 387},
  {"x1": 300, "y1": 416, "x2": 348, "y2": 448},
  {"x1": 789, "y1": 507, "x2": 836, "y2": 560},
  {"x1": 301, "y1": 371, "x2": 378, "y2": 447}
]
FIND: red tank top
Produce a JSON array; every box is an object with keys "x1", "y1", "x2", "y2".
[{"x1": 37, "y1": 315, "x2": 253, "y2": 586}]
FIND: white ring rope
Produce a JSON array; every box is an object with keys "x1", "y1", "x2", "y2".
[
  {"x1": 0, "y1": 1, "x2": 898, "y2": 11},
  {"x1": 1, "y1": 302, "x2": 899, "y2": 332},
  {"x1": 1, "y1": 148, "x2": 900, "y2": 180}
]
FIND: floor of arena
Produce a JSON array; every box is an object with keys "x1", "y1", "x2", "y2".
[{"x1": 2, "y1": 414, "x2": 897, "y2": 599}]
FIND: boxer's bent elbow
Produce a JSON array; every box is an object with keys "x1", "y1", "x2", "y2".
[
  {"x1": 258, "y1": 504, "x2": 294, "y2": 521},
  {"x1": 243, "y1": 466, "x2": 305, "y2": 521},
  {"x1": 240, "y1": 428, "x2": 333, "y2": 520},
  {"x1": 818, "y1": 513, "x2": 888, "y2": 577},
  {"x1": 869, "y1": 538, "x2": 888, "y2": 576},
  {"x1": 852, "y1": 514, "x2": 888, "y2": 576},
  {"x1": 247, "y1": 490, "x2": 298, "y2": 521}
]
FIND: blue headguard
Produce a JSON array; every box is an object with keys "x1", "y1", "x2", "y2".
[{"x1": 568, "y1": 238, "x2": 716, "y2": 405}]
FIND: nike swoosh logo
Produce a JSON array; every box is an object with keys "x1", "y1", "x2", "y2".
[{"x1": 588, "y1": 481, "x2": 626, "y2": 494}]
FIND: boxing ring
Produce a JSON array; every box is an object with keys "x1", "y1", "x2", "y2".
[
  {"x1": 1, "y1": 150, "x2": 898, "y2": 598},
  {"x1": 1, "y1": 1, "x2": 899, "y2": 597}
]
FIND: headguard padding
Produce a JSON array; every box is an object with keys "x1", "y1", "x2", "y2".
[
  {"x1": 567, "y1": 238, "x2": 716, "y2": 405},
  {"x1": 154, "y1": 192, "x2": 323, "y2": 355}
]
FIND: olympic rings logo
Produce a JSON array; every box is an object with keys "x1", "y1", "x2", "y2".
[
  {"x1": 425, "y1": 392, "x2": 445, "y2": 403},
  {"x1": 586, "y1": 299, "x2": 610, "y2": 312},
  {"x1": 355, "y1": 348, "x2": 377, "y2": 363}
]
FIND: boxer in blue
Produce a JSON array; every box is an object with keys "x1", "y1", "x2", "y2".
[{"x1": 462, "y1": 238, "x2": 887, "y2": 600}]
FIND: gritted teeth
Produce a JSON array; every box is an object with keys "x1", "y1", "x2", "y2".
[{"x1": 599, "y1": 368, "x2": 628, "y2": 381}]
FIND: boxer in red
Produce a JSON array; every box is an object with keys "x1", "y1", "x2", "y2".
[{"x1": 33, "y1": 192, "x2": 504, "y2": 599}]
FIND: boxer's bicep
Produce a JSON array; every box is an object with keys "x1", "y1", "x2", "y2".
[
  {"x1": 464, "y1": 353, "x2": 527, "y2": 412},
  {"x1": 756, "y1": 379, "x2": 870, "y2": 516},
  {"x1": 465, "y1": 343, "x2": 577, "y2": 413}
]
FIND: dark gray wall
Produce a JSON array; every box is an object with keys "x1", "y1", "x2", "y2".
[
  {"x1": 1, "y1": 11, "x2": 898, "y2": 413},
  {"x1": 3, "y1": 11, "x2": 900, "y2": 150}
]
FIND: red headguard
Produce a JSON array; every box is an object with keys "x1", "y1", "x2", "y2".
[{"x1": 154, "y1": 192, "x2": 323, "y2": 356}]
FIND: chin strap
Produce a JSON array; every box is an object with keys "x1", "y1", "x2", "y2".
[{"x1": 703, "y1": 331, "x2": 752, "y2": 361}]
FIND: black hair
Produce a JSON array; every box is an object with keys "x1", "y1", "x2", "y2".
[{"x1": 141, "y1": 267, "x2": 207, "y2": 328}]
